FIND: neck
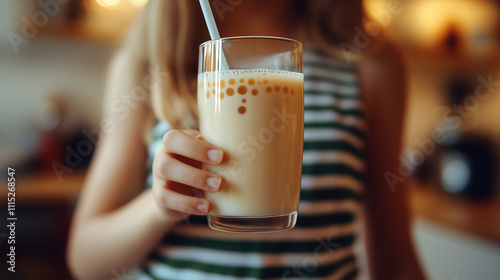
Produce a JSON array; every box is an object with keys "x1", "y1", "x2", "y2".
[{"x1": 216, "y1": 0, "x2": 303, "y2": 40}]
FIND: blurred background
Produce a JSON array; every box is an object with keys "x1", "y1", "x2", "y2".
[{"x1": 0, "y1": 0, "x2": 499, "y2": 279}]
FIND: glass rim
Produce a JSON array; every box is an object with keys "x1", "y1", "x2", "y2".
[{"x1": 200, "y1": 36, "x2": 302, "y2": 48}]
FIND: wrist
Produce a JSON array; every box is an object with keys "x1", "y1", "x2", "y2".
[{"x1": 142, "y1": 190, "x2": 179, "y2": 231}]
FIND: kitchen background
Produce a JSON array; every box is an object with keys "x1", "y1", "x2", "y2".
[{"x1": 1, "y1": 0, "x2": 500, "y2": 279}]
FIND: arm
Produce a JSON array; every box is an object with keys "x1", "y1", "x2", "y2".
[
  {"x1": 66, "y1": 52, "x2": 176, "y2": 280},
  {"x1": 357, "y1": 44, "x2": 426, "y2": 280},
  {"x1": 66, "y1": 51, "x2": 224, "y2": 280}
]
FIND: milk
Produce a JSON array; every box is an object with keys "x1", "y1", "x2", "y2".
[{"x1": 198, "y1": 69, "x2": 304, "y2": 217}]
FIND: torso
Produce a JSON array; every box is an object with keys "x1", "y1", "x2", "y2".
[{"x1": 139, "y1": 48, "x2": 365, "y2": 280}]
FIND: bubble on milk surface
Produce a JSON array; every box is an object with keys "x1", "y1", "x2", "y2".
[{"x1": 201, "y1": 69, "x2": 302, "y2": 115}]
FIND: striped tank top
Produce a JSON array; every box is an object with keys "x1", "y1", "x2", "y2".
[{"x1": 139, "y1": 49, "x2": 365, "y2": 280}]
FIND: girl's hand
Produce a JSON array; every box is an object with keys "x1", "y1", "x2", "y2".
[{"x1": 152, "y1": 129, "x2": 224, "y2": 223}]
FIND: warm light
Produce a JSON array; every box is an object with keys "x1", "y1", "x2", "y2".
[
  {"x1": 129, "y1": 0, "x2": 148, "y2": 8},
  {"x1": 364, "y1": 0, "x2": 387, "y2": 21},
  {"x1": 96, "y1": 0, "x2": 122, "y2": 8},
  {"x1": 365, "y1": 0, "x2": 499, "y2": 54},
  {"x1": 405, "y1": 1, "x2": 498, "y2": 52}
]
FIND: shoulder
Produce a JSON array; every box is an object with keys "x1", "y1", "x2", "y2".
[
  {"x1": 356, "y1": 41, "x2": 406, "y2": 82},
  {"x1": 356, "y1": 42, "x2": 407, "y2": 118},
  {"x1": 100, "y1": 48, "x2": 154, "y2": 146}
]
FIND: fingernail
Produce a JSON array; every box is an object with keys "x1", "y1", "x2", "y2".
[
  {"x1": 206, "y1": 177, "x2": 221, "y2": 191},
  {"x1": 207, "y1": 149, "x2": 223, "y2": 163},
  {"x1": 196, "y1": 203, "x2": 208, "y2": 213}
]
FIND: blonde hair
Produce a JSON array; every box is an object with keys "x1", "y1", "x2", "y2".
[{"x1": 120, "y1": 0, "x2": 368, "y2": 131}]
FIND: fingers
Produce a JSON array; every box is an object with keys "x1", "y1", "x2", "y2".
[
  {"x1": 156, "y1": 156, "x2": 223, "y2": 192},
  {"x1": 153, "y1": 186, "x2": 212, "y2": 215},
  {"x1": 152, "y1": 129, "x2": 224, "y2": 217},
  {"x1": 162, "y1": 130, "x2": 223, "y2": 165}
]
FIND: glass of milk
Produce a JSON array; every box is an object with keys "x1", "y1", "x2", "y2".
[{"x1": 198, "y1": 36, "x2": 303, "y2": 233}]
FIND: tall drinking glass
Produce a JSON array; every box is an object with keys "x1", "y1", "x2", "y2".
[{"x1": 198, "y1": 36, "x2": 303, "y2": 233}]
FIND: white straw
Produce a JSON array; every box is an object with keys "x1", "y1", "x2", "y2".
[
  {"x1": 199, "y1": 0, "x2": 222, "y2": 40},
  {"x1": 199, "y1": 0, "x2": 229, "y2": 70}
]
